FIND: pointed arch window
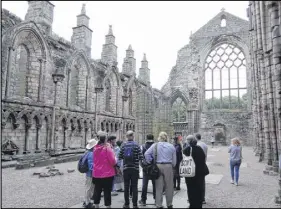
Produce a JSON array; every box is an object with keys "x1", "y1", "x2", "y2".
[
  {"x1": 172, "y1": 97, "x2": 187, "y2": 122},
  {"x1": 204, "y1": 43, "x2": 247, "y2": 109},
  {"x1": 105, "y1": 79, "x2": 111, "y2": 112},
  {"x1": 12, "y1": 45, "x2": 29, "y2": 97}
]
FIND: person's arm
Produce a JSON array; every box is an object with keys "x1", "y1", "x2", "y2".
[
  {"x1": 228, "y1": 146, "x2": 232, "y2": 153},
  {"x1": 138, "y1": 145, "x2": 144, "y2": 161},
  {"x1": 172, "y1": 147, "x2": 177, "y2": 167},
  {"x1": 107, "y1": 147, "x2": 117, "y2": 166},
  {"x1": 88, "y1": 152, "x2": 93, "y2": 171},
  {"x1": 145, "y1": 144, "x2": 154, "y2": 164}
]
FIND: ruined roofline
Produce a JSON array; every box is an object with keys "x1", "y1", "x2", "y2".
[
  {"x1": 2, "y1": 8, "x2": 23, "y2": 23},
  {"x1": 191, "y1": 10, "x2": 249, "y2": 38}
]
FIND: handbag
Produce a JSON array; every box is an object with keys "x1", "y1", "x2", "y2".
[
  {"x1": 147, "y1": 143, "x2": 160, "y2": 180},
  {"x1": 179, "y1": 146, "x2": 196, "y2": 177}
]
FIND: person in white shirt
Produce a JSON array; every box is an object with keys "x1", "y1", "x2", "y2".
[{"x1": 195, "y1": 133, "x2": 208, "y2": 205}]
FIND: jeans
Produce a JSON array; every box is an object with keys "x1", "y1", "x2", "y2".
[
  {"x1": 124, "y1": 168, "x2": 139, "y2": 206},
  {"x1": 92, "y1": 176, "x2": 114, "y2": 206},
  {"x1": 141, "y1": 173, "x2": 156, "y2": 201},
  {"x1": 185, "y1": 176, "x2": 204, "y2": 208},
  {"x1": 230, "y1": 159, "x2": 241, "y2": 183}
]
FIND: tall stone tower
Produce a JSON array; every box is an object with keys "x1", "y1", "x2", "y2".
[
  {"x1": 25, "y1": 1, "x2": 54, "y2": 35},
  {"x1": 71, "y1": 4, "x2": 93, "y2": 57},
  {"x1": 122, "y1": 45, "x2": 136, "y2": 76},
  {"x1": 101, "y1": 25, "x2": 117, "y2": 66},
  {"x1": 138, "y1": 54, "x2": 150, "y2": 85}
]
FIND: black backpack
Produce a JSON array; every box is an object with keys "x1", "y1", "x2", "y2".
[
  {"x1": 78, "y1": 151, "x2": 89, "y2": 173},
  {"x1": 123, "y1": 142, "x2": 137, "y2": 167},
  {"x1": 147, "y1": 143, "x2": 160, "y2": 180}
]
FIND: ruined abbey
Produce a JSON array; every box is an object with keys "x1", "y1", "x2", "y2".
[
  {"x1": 1, "y1": 0, "x2": 280, "y2": 187},
  {"x1": 1, "y1": 0, "x2": 281, "y2": 204}
]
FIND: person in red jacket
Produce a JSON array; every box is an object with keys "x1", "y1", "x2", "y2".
[{"x1": 92, "y1": 131, "x2": 117, "y2": 208}]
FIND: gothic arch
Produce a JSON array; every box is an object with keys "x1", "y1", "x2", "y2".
[
  {"x1": 2, "y1": 22, "x2": 49, "y2": 100},
  {"x1": 200, "y1": 35, "x2": 250, "y2": 110},
  {"x1": 169, "y1": 89, "x2": 189, "y2": 106}
]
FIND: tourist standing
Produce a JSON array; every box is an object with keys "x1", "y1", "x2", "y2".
[
  {"x1": 183, "y1": 135, "x2": 209, "y2": 209},
  {"x1": 139, "y1": 134, "x2": 156, "y2": 206},
  {"x1": 211, "y1": 136, "x2": 215, "y2": 148},
  {"x1": 228, "y1": 137, "x2": 243, "y2": 186},
  {"x1": 92, "y1": 131, "x2": 117, "y2": 208},
  {"x1": 195, "y1": 133, "x2": 208, "y2": 204},
  {"x1": 83, "y1": 139, "x2": 97, "y2": 208},
  {"x1": 145, "y1": 132, "x2": 176, "y2": 209},
  {"x1": 108, "y1": 136, "x2": 120, "y2": 196},
  {"x1": 118, "y1": 130, "x2": 143, "y2": 209},
  {"x1": 173, "y1": 136, "x2": 183, "y2": 190}
]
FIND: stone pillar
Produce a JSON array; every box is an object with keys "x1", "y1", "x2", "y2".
[
  {"x1": 37, "y1": 58, "x2": 44, "y2": 102},
  {"x1": 5, "y1": 47, "x2": 15, "y2": 99}
]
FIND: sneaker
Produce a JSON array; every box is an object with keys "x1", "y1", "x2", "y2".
[
  {"x1": 85, "y1": 203, "x2": 93, "y2": 208},
  {"x1": 230, "y1": 180, "x2": 234, "y2": 184},
  {"x1": 111, "y1": 191, "x2": 118, "y2": 196},
  {"x1": 123, "y1": 205, "x2": 130, "y2": 209},
  {"x1": 235, "y1": 182, "x2": 238, "y2": 186},
  {"x1": 138, "y1": 200, "x2": 146, "y2": 206}
]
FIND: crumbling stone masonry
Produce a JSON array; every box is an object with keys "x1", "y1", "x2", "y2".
[
  {"x1": 1, "y1": 2, "x2": 161, "y2": 156},
  {"x1": 247, "y1": 1, "x2": 281, "y2": 204}
]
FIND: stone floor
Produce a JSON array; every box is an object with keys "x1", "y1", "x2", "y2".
[{"x1": 1, "y1": 146, "x2": 280, "y2": 208}]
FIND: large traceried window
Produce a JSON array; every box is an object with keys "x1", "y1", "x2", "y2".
[
  {"x1": 204, "y1": 44, "x2": 247, "y2": 110},
  {"x1": 172, "y1": 97, "x2": 187, "y2": 122}
]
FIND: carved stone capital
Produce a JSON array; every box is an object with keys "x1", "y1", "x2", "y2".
[
  {"x1": 26, "y1": 123, "x2": 32, "y2": 129},
  {"x1": 13, "y1": 123, "x2": 20, "y2": 129}
]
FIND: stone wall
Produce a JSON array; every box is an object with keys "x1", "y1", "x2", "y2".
[
  {"x1": 1, "y1": 4, "x2": 160, "y2": 156},
  {"x1": 200, "y1": 111, "x2": 252, "y2": 145}
]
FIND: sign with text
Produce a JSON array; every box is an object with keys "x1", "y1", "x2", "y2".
[{"x1": 179, "y1": 155, "x2": 196, "y2": 177}]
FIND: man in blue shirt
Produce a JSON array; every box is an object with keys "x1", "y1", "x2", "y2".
[
  {"x1": 84, "y1": 139, "x2": 97, "y2": 208},
  {"x1": 145, "y1": 132, "x2": 176, "y2": 209}
]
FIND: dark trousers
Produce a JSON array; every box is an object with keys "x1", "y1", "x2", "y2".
[
  {"x1": 173, "y1": 164, "x2": 181, "y2": 188},
  {"x1": 141, "y1": 173, "x2": 156, "y2": 201},
  {"x1": 124, "y1": 168, "x2": 139, "y2": 206},
  {"x1": 185, "y1": 176, "x2": 204, "y2": 208},
  {"x1": 202, "y1": 178, "x2": 205, "y2": 202},
  {"x1": 93, "y1": 176, "x2": 114, "y2": 206}
]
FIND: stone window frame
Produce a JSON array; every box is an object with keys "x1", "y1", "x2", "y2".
[
  {"x1": 204, "y1": 43, "x2": 248, "y2": 110},
  {"x1": 171, "y1": 97, "x2": 188, "y2": 122}
]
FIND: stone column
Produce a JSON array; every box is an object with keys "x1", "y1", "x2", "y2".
[
  {"x1": 35, "y1": 123, "x2": 42, "y2": 153},
  {"x1": 37, "y1": 58, "x2": 44, "y2": 102},
  {"x1": 23, "y1": 123, "x2": 32, "y2": 154},
  {"x1": 5, "y1": 46, "x2": 15, "y2": 98}
]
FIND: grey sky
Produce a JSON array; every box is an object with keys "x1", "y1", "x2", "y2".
[{"x1": 2, "y1": 1, "x2": 249, "y2": 90}]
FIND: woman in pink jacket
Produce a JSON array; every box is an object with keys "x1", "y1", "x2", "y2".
[{"x1": 92, "y1": 131, "x2": 117, "y2": 208}]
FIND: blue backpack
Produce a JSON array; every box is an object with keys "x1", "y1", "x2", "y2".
[
  {"x1": 124, "y1": 142, "x2": 137, "y2": 167},
  {"x1": 78, "y1": 151, "x2": 89, "y2": 173}
]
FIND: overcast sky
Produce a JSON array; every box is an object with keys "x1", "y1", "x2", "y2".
[{"x1": 2, "y1": 1, "x2": 249, "y2": 90}]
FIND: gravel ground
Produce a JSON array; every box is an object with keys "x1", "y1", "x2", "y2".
[
  {"x1": 2, "y1": 146, "x2": 280, "y2": 208},
  {"x1": 2, "y1": 161, "x2": 86, "y2": 208}
]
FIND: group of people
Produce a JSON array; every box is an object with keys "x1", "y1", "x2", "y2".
[{"x1": 81, "y1": 130, "x2": 243, "y2": 208}]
